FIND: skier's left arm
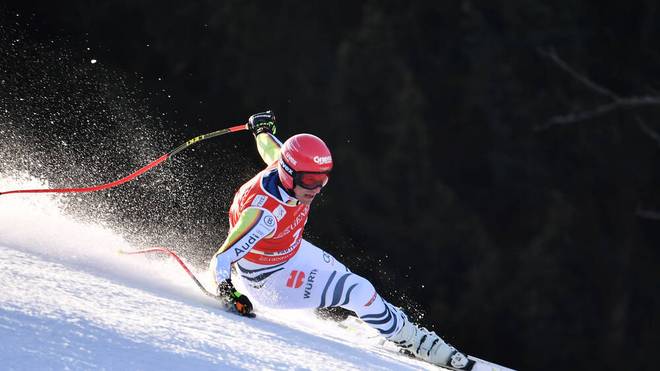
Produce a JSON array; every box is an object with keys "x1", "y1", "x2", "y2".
[
  {"x1": 211, "y1": 207, "x2": 277, "y2": 284},
  {"x1": 211, "y1": 207, "x2": 276, "y2": 316},
  {"x1": 248, "y1": 111, "x2": 281, "y2": 165}
]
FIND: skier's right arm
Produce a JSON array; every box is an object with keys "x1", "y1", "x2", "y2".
[{"x1": 248, "y1": 111, "x2": 281, "y2": 165}]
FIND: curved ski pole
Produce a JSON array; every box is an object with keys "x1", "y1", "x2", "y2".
[
  {"x1": 0, "y1": 124, "x2": 248, "y2": 196},
  {"x1": 118, "y1": 247, "x2": 218, "y2": 299}
]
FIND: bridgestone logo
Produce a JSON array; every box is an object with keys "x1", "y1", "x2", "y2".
[
  {"x1": 313, "y1": 156, "x2": 332, "y2": 165},
  {"x1": 263, "y1": 215, "x2": 275, "y2": 227}
]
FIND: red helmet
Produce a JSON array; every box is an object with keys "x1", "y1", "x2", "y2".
[{"x1": 278, "y1": 134, "x2": 333, "y2": 191}]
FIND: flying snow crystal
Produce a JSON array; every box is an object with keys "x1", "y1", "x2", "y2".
[{"x1": 91, "y1": 59, "x2": 97, "y2": 64}]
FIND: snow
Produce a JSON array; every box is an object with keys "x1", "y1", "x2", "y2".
[{"x1": 0, "y1": 175, "x2": 437, "y2": 370}]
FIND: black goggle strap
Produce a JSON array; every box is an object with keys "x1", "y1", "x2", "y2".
[{"x1": 280, "y1": 158, "x2": 295, "y2": 177}]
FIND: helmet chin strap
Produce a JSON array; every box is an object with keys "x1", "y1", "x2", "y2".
[
  {"x1": 284, "y1": 188, "x2": 301, "y2": 205},
  {"x1": 284, "y1": 185, "x2": 297, "y2": 198}
]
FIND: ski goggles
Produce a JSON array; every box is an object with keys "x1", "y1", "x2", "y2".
[{"x1": 294, "y1": 171, "x2": 330, "y2": 190}]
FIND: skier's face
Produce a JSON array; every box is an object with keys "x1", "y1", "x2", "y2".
[{"x1": 293, "y1": 184, "x2": 322, "y2": 205}]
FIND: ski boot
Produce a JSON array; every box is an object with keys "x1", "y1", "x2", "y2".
[{"x1": 388, "y1": 314, "x2": 474, "y2": 370}]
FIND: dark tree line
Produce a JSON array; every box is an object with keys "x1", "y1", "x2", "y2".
[{"x1": 2, "y1": 2, "x2": 659, "y2": 370}]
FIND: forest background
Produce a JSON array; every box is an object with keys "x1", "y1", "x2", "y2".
[{"x1": 1, "y1": 2, "x2": 659, "y2": 371}]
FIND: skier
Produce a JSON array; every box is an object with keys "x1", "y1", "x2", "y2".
[{"x1": 210, "y1": 111, "x2": 474, "y2": 370}]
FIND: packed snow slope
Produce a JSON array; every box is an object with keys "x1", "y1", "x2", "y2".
[{"x1": 0, "y1": 175, "x2": 440, "y2": 370}]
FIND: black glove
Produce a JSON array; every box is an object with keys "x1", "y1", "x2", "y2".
[
  {"x1": 217, "y1": 279, "x2": 253, "y2": 316},
  {"x1": 248, "y1": 110, "x2": 277, "y2": 136}
]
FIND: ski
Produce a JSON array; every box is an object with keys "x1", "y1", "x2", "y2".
[
  {"x1": 391, "y1": 345, "x2": 513, "y2": 371},
  {"x1": 466, "y1": 356, "x2": 516, "y2": 371},
  {"x1": 336, "y1": 315, "x2": 515, "y2": 371},
  {"x1": 387, "y1": 343, "x2": 513, "y2": 371}
]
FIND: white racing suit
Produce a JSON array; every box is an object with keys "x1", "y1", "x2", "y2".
[{"x1": 232, "y1": 239, "x2": 404, "y2": 337}]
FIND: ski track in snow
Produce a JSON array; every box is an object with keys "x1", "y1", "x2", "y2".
[{"x1": 0, "y1": 176, "x2": 435, "y2": 370}]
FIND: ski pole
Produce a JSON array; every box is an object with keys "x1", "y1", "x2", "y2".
[
  {"x1": 0, "y1": 124, "x2": 248, "y2": 196},
  {"x1": 118, "y1": 246, "x2": 218, "y2": 299}
]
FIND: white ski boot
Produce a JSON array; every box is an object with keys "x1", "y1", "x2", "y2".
[{"x1": 388, "y1": 313, "x2": 474, "y2": 370}]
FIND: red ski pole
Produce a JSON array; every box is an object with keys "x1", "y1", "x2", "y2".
[
  {"x1": 119, "y1": 246, "x2": 256, "y2": 318},
  {"x1": 0, "y1": 124, "x2": 248, "y2": 196},
  {"x1": 118, "y1": 246, "x2": 218, "y2": 299}
]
